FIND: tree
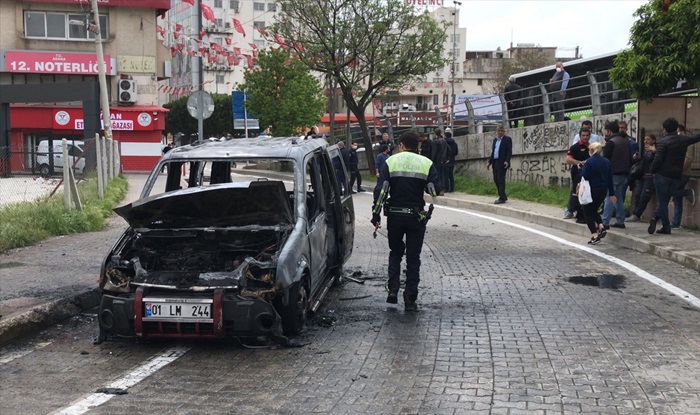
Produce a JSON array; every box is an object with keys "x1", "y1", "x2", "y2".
[
  {"x1": 238, "y1": 48, "x2": 326, "y2": 137},
  {"x1": 163, "y1": 93, "x2": 233, "y2": 138},
  {"x1": 273, "y1": 0, "x2": 447, "y2": 172},
  {"x1": 482, "y1": 49, "x2": 551, "y2": 94},
  {"x1": 609, "y1": 0, "x2": 700, "y2": 101}
]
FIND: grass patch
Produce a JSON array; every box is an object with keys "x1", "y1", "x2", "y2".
[{"x1": 0, "y1": 174, "x2": 128, "y2": 254}]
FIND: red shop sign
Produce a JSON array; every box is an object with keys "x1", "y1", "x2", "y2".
[
  {"x1": 53, "y1": 108, "x2": 156, "y2": 131},
  {"x1": 22, "y1": 0, "x2": 171, "y2": 9},
  {"x1": 4, "y1": 51, "x2": 112, "y2": 75}
]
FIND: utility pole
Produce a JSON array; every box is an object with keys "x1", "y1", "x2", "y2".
[
  {"x1": 90, "y1": 0, "x2": 112, "y2": 142},
  {"x1": 451, "y1": 1, "x2": 462, "y2": 131}
]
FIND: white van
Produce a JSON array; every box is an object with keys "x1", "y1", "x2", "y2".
[{"x1": 36, "y1": 140, "x2": 86, "y2": 177}]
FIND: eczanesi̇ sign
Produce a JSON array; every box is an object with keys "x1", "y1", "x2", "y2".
[{"x1": 52, "y1": 109, "x2": 154, "y2": 131}]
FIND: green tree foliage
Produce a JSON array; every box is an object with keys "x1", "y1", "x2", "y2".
[
  {"x1": 238, "y1": 48, "x2": 326, "y2": 137},
  {"x1": 163, "y1": 93, "x2": 233, "y2": 138},
  {"x1": 609, "y1": 0, "x2": 700, "y2": 101},
  {"x1": 274, "y1": 0, "x2": 447, "y2": 172}
]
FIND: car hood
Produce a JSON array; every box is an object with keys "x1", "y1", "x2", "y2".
[{"x1": 114, "y1": 181, "x2": 293, "y2": 229}]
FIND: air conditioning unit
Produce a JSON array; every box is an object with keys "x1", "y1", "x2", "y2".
[
  {"x1": 225, "y1": 22, "x2": 231, "y2": 29},
  {"x1": 233, "y1": 7, "x2": 239, "y2": 13},
  {"x1": 118, "y1": 79, "x2": 137, "y2": 105}
]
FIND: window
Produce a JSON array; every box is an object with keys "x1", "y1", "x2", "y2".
[
  {"x1": 214, "y1": 0, "x2": 223, "y2": 7},
  {"x1": 268, "y1": 3, "x2": 277, "y2": 12},
  {"x1": 253, "y1": 21, "x2": 265, "y2": 30},
  {"x1": 216, "y1": 74, "x2": 225, "y2": 84},
  {"x1": 433, "y1": 95, "x2": 439, "y2": 105},
  {"x1": 432, "y1": 78, "x2": 443, "y2": 83},
  {"x1": 450, "y1": 34, "x2": 460, "y2": 44},
  {"x1": 477, "y1": 79, "x2": 483, "y2": 86},
  {"x1": 254, "y1": 39, "x2": 266, "y2": 48},
  {"x1": 230, "y1": 0, "x2": 240, "y2": 10},
  {"x1": 25, "y1": 11, "x2": 107, "y2": 41},
  {"x1": 215, "y1": 18, "x2": 223, "y2": 28},
  {"x1": 253, "y1": 2, "x2": 265, "y2": 11}
]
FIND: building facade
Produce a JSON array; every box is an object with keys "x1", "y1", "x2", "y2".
[{"x1": 0, "y1": 0, "x2": 172, "y2": 173}]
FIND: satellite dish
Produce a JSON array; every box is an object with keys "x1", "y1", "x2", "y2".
[{"x1": 187, "y1": 91, "x2": 215, "y2": 120}]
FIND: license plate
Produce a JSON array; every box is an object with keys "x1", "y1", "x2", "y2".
[{"x1": 143, "y1": 298, "x2": 213, "y2": 322}]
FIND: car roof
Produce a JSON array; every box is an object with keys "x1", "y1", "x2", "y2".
[{"x1": 163, "y1": 136, "x2": 328, "y2": 161}]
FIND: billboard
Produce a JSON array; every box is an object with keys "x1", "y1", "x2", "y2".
[{"x1": 454, "y1": 95, "x2": 502, "y2": 121}]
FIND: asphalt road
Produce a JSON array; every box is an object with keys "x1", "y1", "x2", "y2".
[{"x1": 1, "y1": 192, "x2": 700, "y2": 415}]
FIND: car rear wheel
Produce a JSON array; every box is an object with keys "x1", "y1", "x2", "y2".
[
  {"x1": 280, "y1": 281, "x2": 308, "y2": 336},
  {"x1": 39, "y1": 164, "x2": 50, "y2": 177}
]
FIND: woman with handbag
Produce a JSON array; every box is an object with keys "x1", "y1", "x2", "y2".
[{"x1": 580, "y1": 142, "x2": 617, "y2": 245}]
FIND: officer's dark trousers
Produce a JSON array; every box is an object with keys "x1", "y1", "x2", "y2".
[{"x1": 386, "y1": 214, "x2": 426, "y2": 301}]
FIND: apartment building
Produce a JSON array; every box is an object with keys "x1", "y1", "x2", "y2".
[{"x1": 0, "y1": 0, "x2": 173, "y2": 173}]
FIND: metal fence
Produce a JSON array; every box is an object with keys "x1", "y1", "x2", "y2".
[{"x1": 0, "y1": 136, "x2": 121, "y2": 207}]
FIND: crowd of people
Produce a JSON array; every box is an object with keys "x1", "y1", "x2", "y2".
[{"x1": 563, "y1": 117, "x2": 698, "y2": 242}]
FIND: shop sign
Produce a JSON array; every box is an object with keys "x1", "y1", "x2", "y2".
[
  {"x1": 22, "y1": 0, "x2": 171, "y2": 9},
  {"x1": 3, "y1": 51, "x2": 113, "y2": 75},
  {"x1": 52, "y1": 108, "x2": 155, "y2": 131}
]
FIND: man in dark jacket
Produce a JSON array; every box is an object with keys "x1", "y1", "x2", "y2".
[
  {"x1": 432, "y1": 128, "x2": 448, "y2": 193},
  {"x1": 648, "y1": 117, "x2": 700, "y2": 234},
  {"x1": 504, "y1": 76, "x2": 522, "y2": 128},
  {"x1": 443, "y1": 128, "x2": 459, "y2": 192},
  {"x1": 486, "y1": 126, "x2": 512, "y2": 204},
  {"x1": 348, "y1": 143, "x2": 364, "y2": 193},
  {"x1": 601, "y1": 121, "x2": 631, "y2": 229}
]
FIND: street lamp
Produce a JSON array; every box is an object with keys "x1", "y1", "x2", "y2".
[{"x1": 451, "y1": 1, "x2": 462, "y2": 131}]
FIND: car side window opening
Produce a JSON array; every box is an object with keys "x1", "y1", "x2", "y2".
[{"x1": 305, "y1": 158, "x2": 321, "y2": 221}]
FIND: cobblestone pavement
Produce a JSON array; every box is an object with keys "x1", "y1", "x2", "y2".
[{"x1": 1, "y1": 190, "x2": 699, "y2": 415}]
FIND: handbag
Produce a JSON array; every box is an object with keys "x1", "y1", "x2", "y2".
[{"x1": 577, "y1": 177, "x2": 593, "y2": 205}]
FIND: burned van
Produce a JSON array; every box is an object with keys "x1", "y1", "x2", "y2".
[{"x1": 97, "y1": 137, "x2": 354, "y2": 342}]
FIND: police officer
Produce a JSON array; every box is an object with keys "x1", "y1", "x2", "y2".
[{"x1": 371, "y1": 131, "x2": 442, "y2": 311}]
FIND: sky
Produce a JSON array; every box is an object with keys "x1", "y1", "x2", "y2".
[{"x1": 455, "y1": 0, "x2": 648, "y2": 59}]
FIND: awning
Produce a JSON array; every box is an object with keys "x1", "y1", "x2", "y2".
[{"x1": 320, "y1": 113, "x2": 377, "y2": 123}]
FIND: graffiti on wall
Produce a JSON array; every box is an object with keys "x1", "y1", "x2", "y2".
[{"x1": 521, "y1": 124, "x2": 570, "y2": 152}]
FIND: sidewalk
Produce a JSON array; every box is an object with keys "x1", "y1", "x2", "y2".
[{"x1": 1, "y1": 174, "x2": 698, "y2": 346}]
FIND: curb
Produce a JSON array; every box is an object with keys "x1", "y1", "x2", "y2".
[{"x1": 0, "y1": 288, "x2": 101, "y2": 347}]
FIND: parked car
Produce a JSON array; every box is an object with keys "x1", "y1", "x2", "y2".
[
  {"x1": 97, "y1": 137, "x2": 355, "y2": 343},
  {"x1": 36, "y1": 139, "x2": 85, "y2": 177}
]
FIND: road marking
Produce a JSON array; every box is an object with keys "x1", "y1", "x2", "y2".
[
  {"x1": 0, "y1": 342, "x2": 52, "y2": 365},
  {"x1": 437, "y1": 205, "x2": 700, "y2": 310},
  {"x1": 51, "y1": 346, "x2": 189, "y2": 415}
]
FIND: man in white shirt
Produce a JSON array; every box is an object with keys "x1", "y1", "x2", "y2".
[{"x1": 572, "y1": 119, "x2": 600, "y2": 145}]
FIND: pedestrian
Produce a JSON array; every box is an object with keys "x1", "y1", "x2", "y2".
[
  {"x1": 504, "y1": 75, "x2": 522, "y2": 128},
  {"x1": 380, "y1": 133, "x2": 395, "y2": 155},
  {"x1": 566, "y1": 128, "x2": 592, "y2": 224},
  {"x1": 486, "y1": 126, "x2": 512, "y2": 204},
  {"x1": 371, "y1": 131, "x2": 442, "y2": 311},
  {"x1": 431, "y1": 128, "x2": 448, "y2": 193},
  {"x1": 579, "y1": 142, "x2": 615, "y2": 245},
  {"x1": 548, "y1": 62, "x2": 569, "y2": 122},
  {"x1": 648, "y1": 118, "x2": 700, "y2": 234},
  {"x1": 334, "y1": 141, "x2": 351, "y2": 194},
  {"x1": 671, "y1": 125, "x2": 697, "y2": 227},
  {"x1": 304, "y1": 126, "x2": 318, "y2": 140},
  {"x1": 444, "y1": 128, "x2": 458, "y2": 193},
  {"x1": 626, "y1": 134, "x2": 657, "y2": 222},
  {"x1": 348, "y1": 142, "x2": 364, "y2": 193},
  {"x1": 601, "y1": 121, "x2": 631, "y2": 229},
  {"x1": 570, "y1": 120, "x2": 600, "y2": 146},
  {"x1": 375, "y1": 144, "x2": 390, "y2": 179},
  {"x1": 418, "y1": 131, "x2": 433, "y2": 159}
]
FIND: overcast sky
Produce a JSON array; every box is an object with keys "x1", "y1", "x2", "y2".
[{"x1": 456, "y1": 0, "x2": 647, "y2": 59}]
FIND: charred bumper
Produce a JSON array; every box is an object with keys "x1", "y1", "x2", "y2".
[{"x1": 98, "y1": 287, "x2": 281, "y2": 339}]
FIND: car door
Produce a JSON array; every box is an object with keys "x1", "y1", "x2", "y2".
[
  {"x1": 305, "y1": 154, "x2": 330, "y2": 292},
  {"x1": 326, "y1": 146, "x2": 355, "y2": 264}
]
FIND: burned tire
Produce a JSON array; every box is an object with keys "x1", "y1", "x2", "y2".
[{"x1": 280, "y1": 281, "x2": 308, "y2": 336}]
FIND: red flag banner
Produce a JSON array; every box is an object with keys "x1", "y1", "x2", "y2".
[
  {"x1": 233, "y1": 47, "x2": 241, "y2": 55},
  {"x1": 201, "y1": 3, "x2": 215, "y2": 23},
  {"x1": 182, "y1": 0, "x2": 194, "y2": 5},
  {"x1": 156, "y1": 25, "x2": 164, "y2": 37},
  {"x1": 248, "y1": 43, "x2": 257, "y2": 50},
  {"x1": 243, "y1": 54, "x2": 255, "y2": 69},
  {"x1": 200, "y1": 30, "x2": 206, "y2": 38},
  {"x1": 232, "y1": 18, "x2": 246, "y2": 37},
  {"x1": 293, "y1": 42, "x2": 304, "y2": 53},
  {"x1": 225, "y1": 38, "x2": 232, "y2": 45},
  {"x1": 254, "y1": 26, "x2": 267, "y2": 37},
  {"x1": 273, "y1": 34, "x2": 288, "y2": 49}
]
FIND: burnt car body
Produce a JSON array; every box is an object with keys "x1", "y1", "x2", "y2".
[{"x1": 97, "y1": 137, "x2": 355, "y2": 341}]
